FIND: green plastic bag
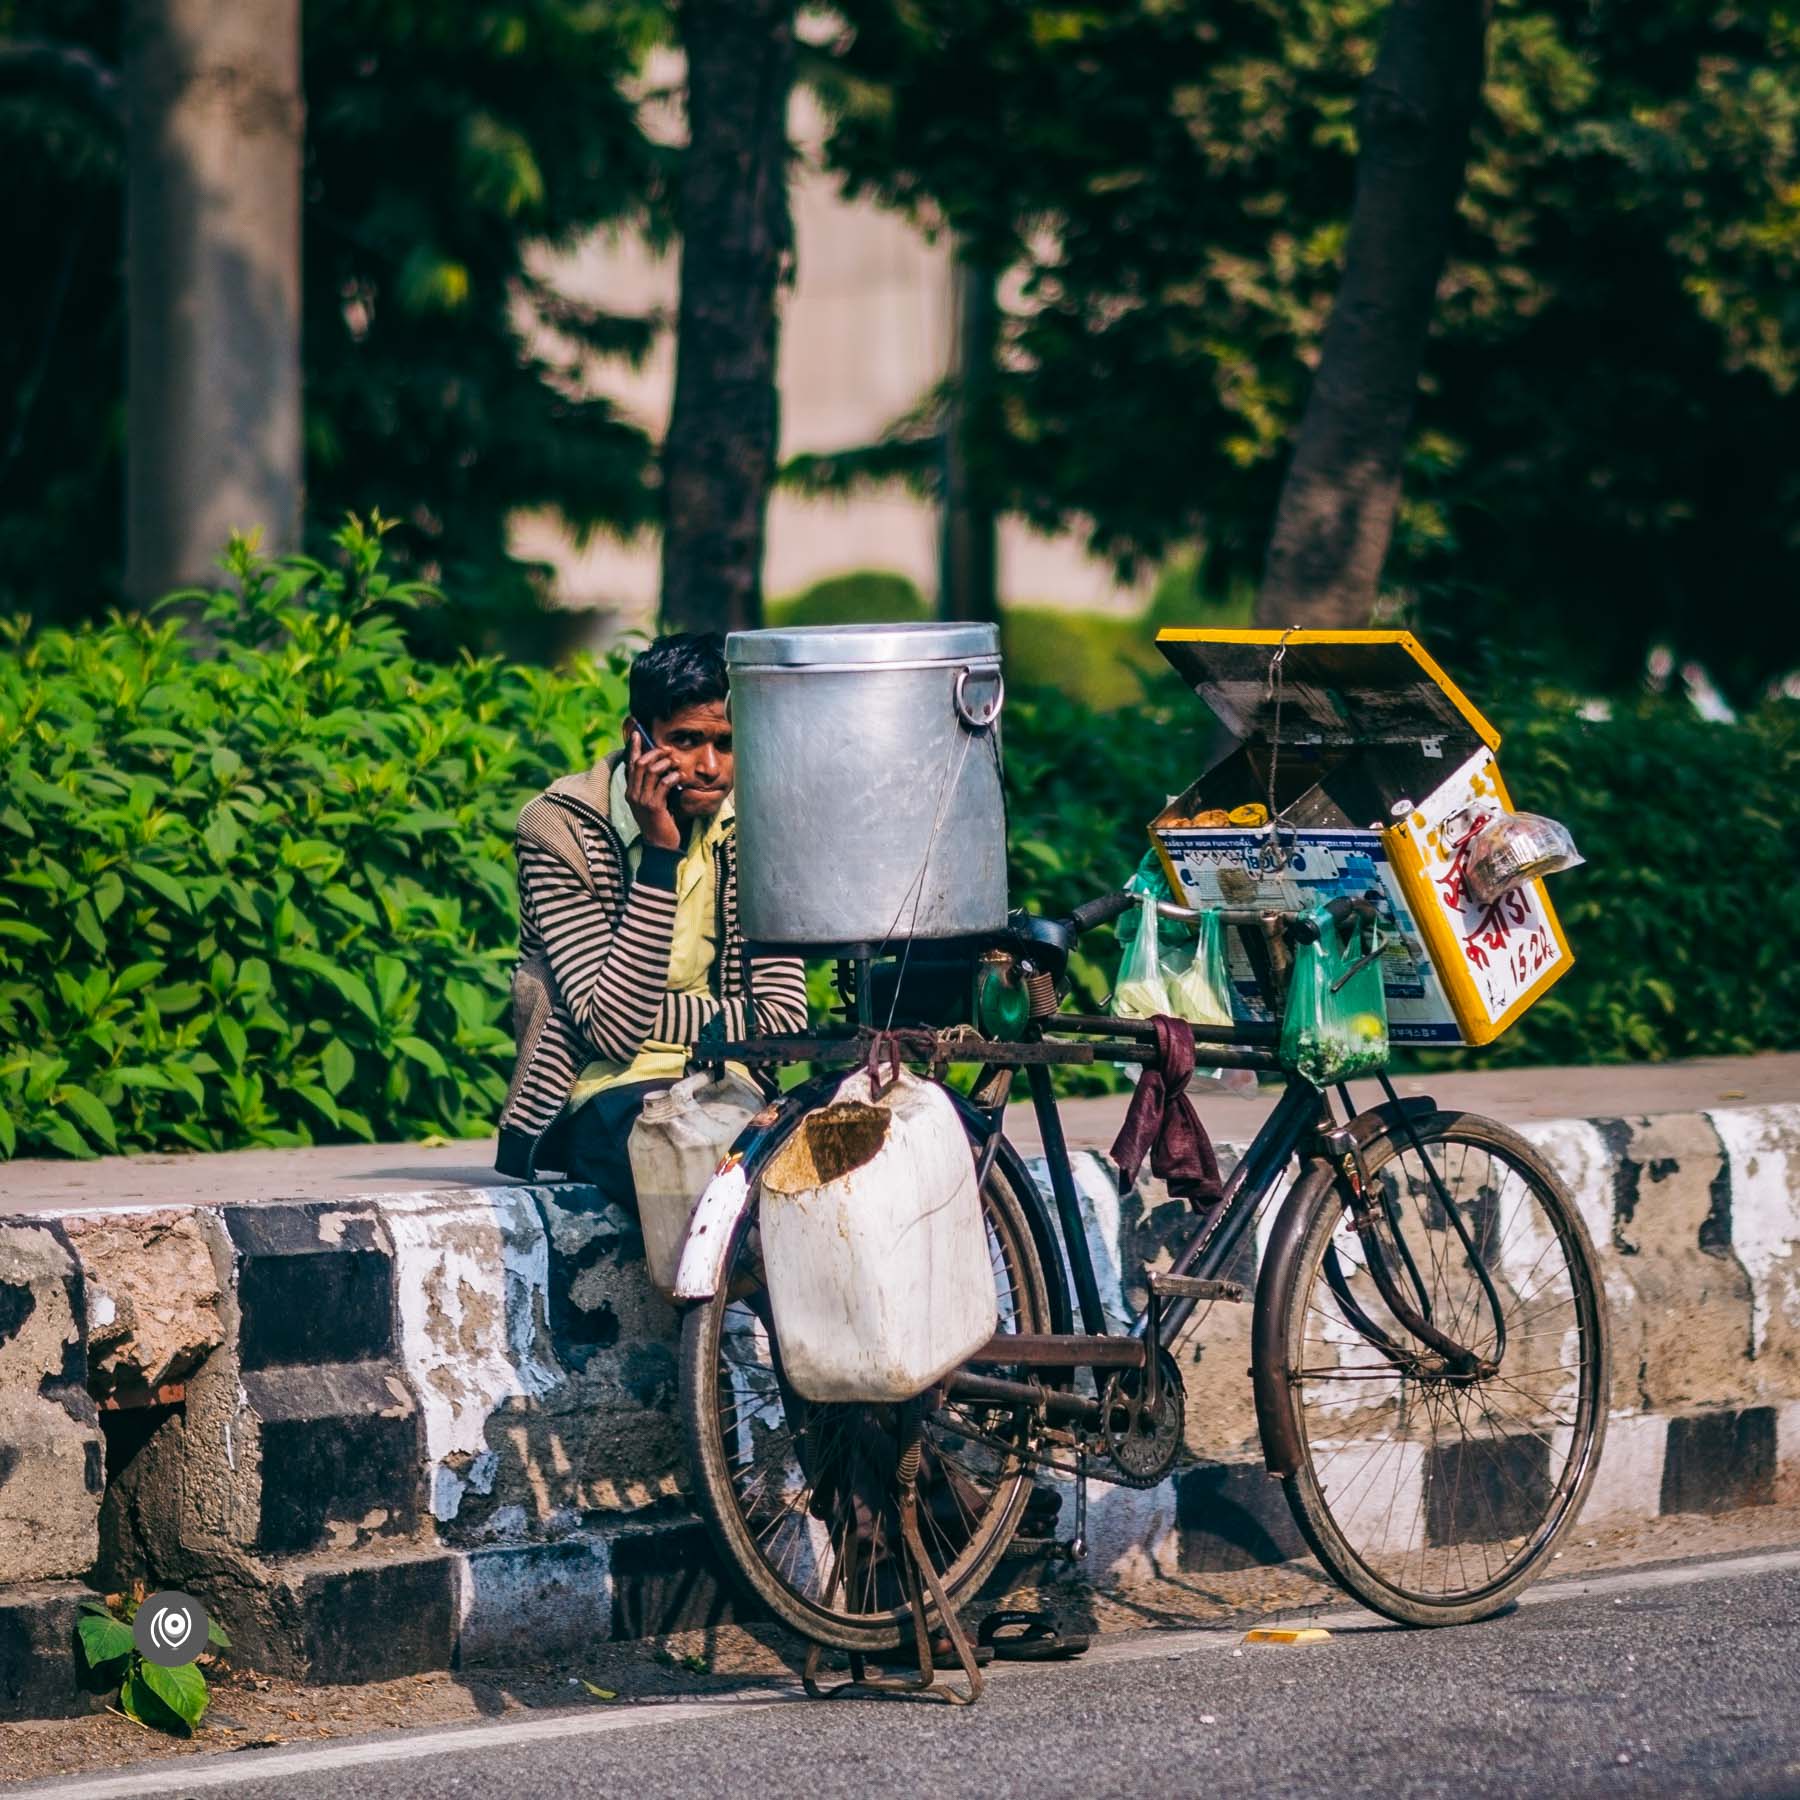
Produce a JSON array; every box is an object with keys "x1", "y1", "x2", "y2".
[
  {"x1": 1165, "y1": 909, "x2": 1234, "y2": 1029},
  {"x1": 1114, "y1": 849, "x2": 1197, "y2": 951},
  {"x1": 1280, "y1": 905, "x2": 1390, "y2": 1087}
]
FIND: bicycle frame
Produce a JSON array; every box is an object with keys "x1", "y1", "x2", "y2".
[
  {"x1": 1021, "y1": 1058, "x2": 1326, "y2": 1347},
  {"x1": 676, "y1": 903, "x2": 1509, "y2": 1447}
]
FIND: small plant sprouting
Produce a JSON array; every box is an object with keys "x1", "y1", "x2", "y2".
[{"x1": 73, "y1": 1585, "x2": 230, "y2": 1736}]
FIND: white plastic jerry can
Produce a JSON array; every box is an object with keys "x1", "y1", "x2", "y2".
[
  {"x1": 627, "y1": 1070, "x2": 766, "y2": 1298},
  {"x1": 758, "y1": 1068, "x2": 998, "y2": 1404}
]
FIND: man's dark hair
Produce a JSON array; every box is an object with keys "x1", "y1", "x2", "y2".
[{"x1": 628, "y1": 632, "x2": 728, "y2": 727}]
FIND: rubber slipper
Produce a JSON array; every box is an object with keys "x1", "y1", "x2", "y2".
[{"x1": 978, "y1": 1609, "x2": 1091, "y2": 1662}]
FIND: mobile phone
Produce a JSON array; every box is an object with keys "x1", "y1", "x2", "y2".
[{"x1": 629, "y1": 721, "x2": 680, "y2": 797}]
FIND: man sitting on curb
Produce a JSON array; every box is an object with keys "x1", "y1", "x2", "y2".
[{"x1": 496, "y1": 632, "x2": 807, "y2": 1189}]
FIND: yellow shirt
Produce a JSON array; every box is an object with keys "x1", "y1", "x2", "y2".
[{"x1": 567, "y1": 765, "x2": 736, "y2": 1110}]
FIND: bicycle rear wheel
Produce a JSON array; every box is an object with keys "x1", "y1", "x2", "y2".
[
  {"x1": 1258, "y1": 1110, "x2": 1608, "y2": 1627},
  {"x1": 680, "y1": 1135, "x2": 1052, "y2": 1653}
]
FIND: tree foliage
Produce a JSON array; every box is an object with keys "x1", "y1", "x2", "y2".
[
  {"x1": 0, "y1": 0, "x2": 125, "y2": 622},
  {"x1": 0, "y1": 0, "x2": 669, "y2": 635},
  {"x1": 814, "y1": 0, "x2": 1800, "y2": 698}
]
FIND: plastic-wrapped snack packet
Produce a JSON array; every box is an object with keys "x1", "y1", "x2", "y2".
[{"x1": 1462, "y1": 811, "x2": 1584, "y2": 905}]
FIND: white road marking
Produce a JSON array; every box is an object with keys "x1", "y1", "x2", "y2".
[
  {"x1": 23, "y1": 1545, "x2": 1800, "y2": 1800},
  {"x1": 17, "y1": 1689, "x2": 803, "y2": 1800},
  {"x1": 1076, "y1": 1544, "x2": 1800, "y2": 1669}
]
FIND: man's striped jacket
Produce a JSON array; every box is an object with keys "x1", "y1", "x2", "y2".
[{"x1": 495, "y1": 752, "x2": 807, "y2": 1180}]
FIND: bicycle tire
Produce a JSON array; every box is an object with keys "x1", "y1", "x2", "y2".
[
  {"x1": 680, "y1": 1128, "x2": 1053, "y2": 1653},
  {"x1": 1257, "y1": 1109, "x2": 1608, "y2": 1627}
]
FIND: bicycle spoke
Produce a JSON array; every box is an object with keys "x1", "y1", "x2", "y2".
[{"x1": 1290, "y1": 1124, "x2": 1604, "y2": 1612}]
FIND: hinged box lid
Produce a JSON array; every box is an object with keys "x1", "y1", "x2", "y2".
[{"x1": 1155, "y1": 629, "x2": 1500, "y2": 757}]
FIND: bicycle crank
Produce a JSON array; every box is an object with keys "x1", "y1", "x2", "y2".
[{"x1": 1098, "y1": 1348, "x2": 1185, "y2": 1488}]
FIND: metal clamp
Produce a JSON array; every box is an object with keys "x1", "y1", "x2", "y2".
[{"x1": 953, "y1": 664, "x2": 1005, "y2": 730}]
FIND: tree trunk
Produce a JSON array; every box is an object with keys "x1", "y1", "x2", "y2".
[
  {"x1": 1256, "y1": 0, "x2": 1488, "y2": 630},
  {"x1": 939, "y1": 255, "x2": 1000, "y2": 625},
  {"x1": 124, "y1": 0, "x2": 303, "y2": 601},
  {"x1": 660, "y1": 0, "x2": 796, "y2": 638}
]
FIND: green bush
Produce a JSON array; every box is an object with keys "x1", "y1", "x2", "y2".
[
  {"x1": 1001, "y1": 608, "x2": 1160, "y2": 711},
  {"x1": 0, "y1": 519, "x2": 628, "y2": 1159},
  {"x1": 4, "y1": 527, "x2": 1793, "y2": 1161},
  {"x1": 1004, "y1": 683, "x2": 1800, "y2": 1080},
  {"x1": 1438, "y1": 692, "x2": 1800, "y2": 1067}
]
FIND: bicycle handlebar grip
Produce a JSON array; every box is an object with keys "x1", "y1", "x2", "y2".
[{"x1": 1068, "y1": 890, "x2": 1138, "y2": 935}]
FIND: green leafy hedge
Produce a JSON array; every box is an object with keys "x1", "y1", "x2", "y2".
[
  {"x1": 4, "y1": 524, "x2": 1795, "y2": 1159},
  {"x1": 1450, "y1": 687, "x2": 1800, "y2": 1067},
  {"x1": 1, "y1": 521, "x2": 629, "y2": 1159},
  {"x1": 1010, "y1": 682, "x2": 1800, "y2": 1081}
]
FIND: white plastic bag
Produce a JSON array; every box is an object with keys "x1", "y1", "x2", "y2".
[
  {"x1": 1164, "y1": 910, "x2": 1234, "y2": 1029},
  {"x1": 758, "y1": 1069, "x2": 997, "y2": 1403},
  {"x1": 1112, "y1": 894, "x2": 1172, "y2": 1018}
]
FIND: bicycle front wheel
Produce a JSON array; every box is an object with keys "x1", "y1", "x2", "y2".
[{"x1": 1259, "y1": 1110, "x2": 1608, "y2": 1627}]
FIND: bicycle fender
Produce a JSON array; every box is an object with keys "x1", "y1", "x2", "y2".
[{"x1": 672, "y1": 1158, "x2": 753, "y2": 1302}]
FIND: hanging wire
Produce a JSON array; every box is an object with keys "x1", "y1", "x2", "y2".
[
  {"x1": 874, "y1": 712, "x2": 984, "y2": 1039},
  {"x1": 1261, "y1": 626, "x2": 1301, "y2": 874}
]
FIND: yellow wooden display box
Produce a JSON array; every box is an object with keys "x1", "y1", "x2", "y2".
[{"x1": 1149, "y1": 628, "x2": 1574, "y2": 1048}]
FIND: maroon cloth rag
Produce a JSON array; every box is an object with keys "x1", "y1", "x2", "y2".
[{"x1": 1110, "y1": 1016, "x2": 1224, "y2": 1209}]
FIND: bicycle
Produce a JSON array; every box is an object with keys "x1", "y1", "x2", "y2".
[{"x1": 674, "y1": 889, "x2": 1609, "y2": 1698}]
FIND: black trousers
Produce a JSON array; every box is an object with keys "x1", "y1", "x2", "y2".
[{"x1": 561, "y1": 1078, "x2": 675, "y2": 1214}]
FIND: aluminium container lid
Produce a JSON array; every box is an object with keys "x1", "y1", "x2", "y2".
[
  {"x1": 1155, "y1": 629, "x2": 1500, "y2": 752},
  {"x1": 727, "y1": 621, "x2": 1001, "y2": 668}
]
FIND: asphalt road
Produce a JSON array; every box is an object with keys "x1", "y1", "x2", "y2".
[{"x1": 23, "y1": 1549, "x2": 1800, "y2": 1800}]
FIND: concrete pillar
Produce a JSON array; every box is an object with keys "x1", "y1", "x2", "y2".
[{"x1": 125, "y1": 0, "x2": 303, "y2": 601}]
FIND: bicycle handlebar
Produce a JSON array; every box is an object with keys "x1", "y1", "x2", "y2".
[
  {"x1": 1066, "y1": 890, "x2": 1138, "y2": 935},
  {"x1": 1065, "y1": 888, "x2": 1387, "y2": 940},
  {"x1": 1286, "y1": 891, "x2": 1386, "y2": 945}
]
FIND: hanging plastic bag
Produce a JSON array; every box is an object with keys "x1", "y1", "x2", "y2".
[
  {"x1": 1280, "y1": 905, "x2": 1390, "y2": 1087},
  {"x1": 1164, "y1": 909, "x2": 1234, "y2": 1029},
  {"x1": 1111, "y1": 894, "x2": 1172, "y2": 1018},
  {"x1": 1462, "y1": 811, "x2": 1585, "y2": 906},
  {"x1": 1114, "y1": 848, "x2": 1196, "y2": 951}
]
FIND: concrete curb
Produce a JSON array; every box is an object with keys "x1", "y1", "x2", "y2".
[{"x1": 2, "y1": 1099, "x2": 1797, "y2": 1716}]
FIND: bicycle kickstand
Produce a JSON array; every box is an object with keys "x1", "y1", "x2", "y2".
[{"x1": 801, "y1": 1409, "x2": 982, "y2": 1706}]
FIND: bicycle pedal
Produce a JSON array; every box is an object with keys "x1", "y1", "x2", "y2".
[{"x1": 1146, "y1": 1272, "x2": 1248, "y2": 1303}]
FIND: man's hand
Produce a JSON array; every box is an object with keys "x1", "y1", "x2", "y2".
[{"x1": 626, "y1": 727, "x2": 683, "y2": 851}]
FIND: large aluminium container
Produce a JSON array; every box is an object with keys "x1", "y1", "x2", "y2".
[{"x1": 726, "y1": 622, "x2": 1007, "y2": 947}]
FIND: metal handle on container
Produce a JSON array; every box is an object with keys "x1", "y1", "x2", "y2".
[{"x1": 953, "y1": 665, "x2": 1005, "y2": 731}]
